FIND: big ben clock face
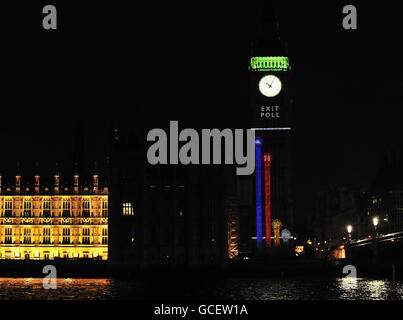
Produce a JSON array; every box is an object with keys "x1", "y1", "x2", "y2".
[{"x1": 258, "y1": 74, "x2": 282, "y2": 97}]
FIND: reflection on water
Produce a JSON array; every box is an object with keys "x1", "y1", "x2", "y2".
[
  {"x1": 337, "y1": 279, "x2": 399, "y2": 300},
  {"x1": 0, "y1": 278, "x2": 113, "y2": 300},
  {"x1": 0, "y1": 276, "x2": 402, "y2": 300},
  {"x1": 216, "y1": 278, "x2": 403, "y2": 300}
]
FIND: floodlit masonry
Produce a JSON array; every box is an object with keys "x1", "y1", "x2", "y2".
[{"x1": 0, "y1": 172, "x2": 108, "y2": 260}]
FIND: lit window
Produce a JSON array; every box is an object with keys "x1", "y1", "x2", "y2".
[
  {"x1": 23, "y1": 228, "x2": 31, "y2": 244},
  {"x1": 122, "y1": 202, "x2": 134, "y2": 216},
  {"x1": 62, "y1": 228, "x2": 70, "y2": 244},
  {"x1": 5, "y1": 227, "x2": 12, "y2": 244},
  {"x1": 43, "y1": 198, "x2": 51, "y2": 217},
  {"x1": 102, "y1": 198, "x2": 108, "y2": 218},
  {"x1": 62, "y1": 199, "x2": 71, "y2": 218},
  {"x1": 82, "y1": 198, "x2": 90, "y2": 218},
  {"x1": 5, "y1": 198, "x2": 13, "y2": 218},
  {"x1": 102, "y1": 228, "x2": 108, "y2": 244},
  {"x1": 23, "y1": 198, "x2": 32, "y2": 217},
  {"x1": 82, "y1": 228, "x2": 90, "y2": 244},
  {"x1": 43, "y1": 228, "x2": 51, "y2": 244}
]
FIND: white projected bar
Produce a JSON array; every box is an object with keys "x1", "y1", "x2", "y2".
[{"x1": 250, "y1": 127, "x2": 292, "y2": 131}]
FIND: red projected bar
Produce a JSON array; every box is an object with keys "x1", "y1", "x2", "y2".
[{"x1": 263, "y1": 153, "x2": 272, "y2": 248}]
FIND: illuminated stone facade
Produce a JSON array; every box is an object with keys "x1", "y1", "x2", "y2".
[
  {"x1": 0, "y1": 173, "x2": 108, "y2": 260},
  {"x1": 226, "y1": 197, "x2": 240, "y2": 259}
]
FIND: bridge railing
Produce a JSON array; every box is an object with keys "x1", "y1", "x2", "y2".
[{"x1": 349, "y1": 231, "x2": 403, "y2": 247}]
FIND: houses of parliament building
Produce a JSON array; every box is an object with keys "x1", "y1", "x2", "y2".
[
  {"x1": 0, "y1": 1, "x2": 292, "y2": 265},
  {"x1": 0, "y1": 171, "x2": 108, "y2": 260}
]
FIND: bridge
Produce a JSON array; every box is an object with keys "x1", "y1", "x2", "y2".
[
  {"x1": 349, "y1": 231, "x2": 403, "y2": 248},
  {"x1": 341, "y1": 231, "x2": 403, "y2": 276}
]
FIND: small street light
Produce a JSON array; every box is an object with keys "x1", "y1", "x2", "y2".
[
  {"x1": 372, "y1": 217, "x2": 379, "y2": 237},
  {"x1": 347, "y1": 225, "x2": 352, "y2": 241}
]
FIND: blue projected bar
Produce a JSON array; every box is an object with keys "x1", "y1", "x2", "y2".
[{"x1": 255, "y1": 136, "x2": 263, "y2": 248}]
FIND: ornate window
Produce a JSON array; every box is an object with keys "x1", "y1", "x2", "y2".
[
  {"x1": 4, "y1": 198, "x2": 12, "y2": 218},
  {"x1": 122, "y1": 202, "x2": 134, "y2": 216},
  {"x1": 62, "y1": 198, "x2": 70, "y2": 218},
  {"x1": 82, "y1": 198, "x2": 90, "y2": 218},
  {"x1": 43, "y1": 227, "x2": 51, "y2": 244},
  {"x1": 23, "y1": 228, "x2": 31, "y2": 244},
  {"x1": 62, "y1": 228, "x2": 70, "y2": 244},
  {"x1": 102, "y1": 198, "x2": 108, "y2": 218},
  {"x1": 23, "y1": 198, "x2": 32, "y2": 217},
  {"x1": 5, "y1": 227, "x2": 12, "y2": 244},
  {"x1": 102, "y1": 228, "x2": 108, "y2": 244},
  {"x1": 82, "y1": 228, "x2": 90, "y2": 244},
  {"x1": 43, "y1": 198, "x2": 51, "y2": 218}
]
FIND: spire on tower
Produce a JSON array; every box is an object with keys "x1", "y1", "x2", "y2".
[{"x1": 251, "y1": 0, "x2": 286, "y2": 57}]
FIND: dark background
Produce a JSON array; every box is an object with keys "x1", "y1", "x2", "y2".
[{"x1": 2, "y1": 1, "x2": 402, "y2": 231}]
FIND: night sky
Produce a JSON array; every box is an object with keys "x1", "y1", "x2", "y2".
[
  {"x1": 2, "y1": 1, "x2": 403, "y2": 229},
  {"x1": 278, "y1": 1, "x2": 403, "y2": 223}
]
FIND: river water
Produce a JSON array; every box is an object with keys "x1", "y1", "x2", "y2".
[{"x1": 0, "y1": 276, "x2": 402, "y2": 300}]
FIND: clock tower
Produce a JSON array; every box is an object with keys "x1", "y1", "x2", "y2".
[
  {"x1": 249, "y1": 56, "x2": 291, "y2": 129},
  {"x1": 241, "y1": 4, "x2": 294, "y2": 251}
]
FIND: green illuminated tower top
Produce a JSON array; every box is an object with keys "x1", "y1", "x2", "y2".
[
  {"x1": 249, "y1": 1, "x2": 290, "y2": 71},
  {"x1": 249, "y1": 56, "x2": 290, "y2": 71}
]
